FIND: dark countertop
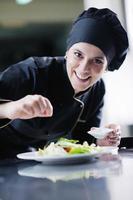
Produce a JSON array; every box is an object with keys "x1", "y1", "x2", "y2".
[{"x1": 0, "y1": 150, "x2": 133, "y2": 200}]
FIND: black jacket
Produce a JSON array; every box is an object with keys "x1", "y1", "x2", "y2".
[{"x1": 0, "y1": 56, "x2": 105, "y2": 149}]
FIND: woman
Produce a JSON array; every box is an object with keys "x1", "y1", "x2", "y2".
[{"x1": 0, "y1": 7, "x2": 128, "y2": 157}]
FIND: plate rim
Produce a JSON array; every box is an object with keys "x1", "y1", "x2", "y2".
[{"x1": 17, "y1": 146, "x2": 118, "y2": 163}]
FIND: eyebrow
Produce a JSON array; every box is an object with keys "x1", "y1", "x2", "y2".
[
  {"x1": 73, "y1": 49, "x2": 84, "y2": 54},
  {"x1": 73, "y1": 48, "x2": 105, "y2": 60},
  {"x1": 95, "y1": 56, "x2": 105, "y2": 60}
]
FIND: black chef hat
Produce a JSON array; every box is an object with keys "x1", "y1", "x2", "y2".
[{"x1": 67, "y1": 7, "x2": 129, "y2": 71}]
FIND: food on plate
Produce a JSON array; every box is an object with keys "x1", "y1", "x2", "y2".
[{"x1": 38, "y1": 138, "x2": 102, "y2": 156}]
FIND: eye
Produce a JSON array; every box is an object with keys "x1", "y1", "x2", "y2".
[
  {"x1": 94, "y1": 58, "x2": 104, "y2": 65},
  {"x1": 74, "y1": 51, "x2": 83, "y2": 59}
]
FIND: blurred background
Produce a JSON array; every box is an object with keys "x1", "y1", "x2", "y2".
[{"x1": 0, "y1": 0, "x2": 132, "y2": 136}]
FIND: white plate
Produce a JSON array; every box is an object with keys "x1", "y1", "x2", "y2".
[
  {"x1": 17, "y1": 146, "x2": 118, "y2": 165},
  {"x1": 87, "y1": 127, "x2": 113, "y2": 139}
]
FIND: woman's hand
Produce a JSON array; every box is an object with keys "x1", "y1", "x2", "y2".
[
  {"x1": 1, "y1": 95, "x2": 53, "y2": 120},
  {"x1": 96, "y1": 124, "x2": 121, "y2": 147}
]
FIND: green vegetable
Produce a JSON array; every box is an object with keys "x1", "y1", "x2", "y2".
[
  {"x1": 58, "y1": 138, "x2": 79, "y2": 144},
  {"x1": 68, "y1": 147, "x2": 90, "y2": 154}
]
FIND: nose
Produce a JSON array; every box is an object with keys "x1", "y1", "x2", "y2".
[{"x1": 78, "y1": 59, "x2": 91, "y2": 74}]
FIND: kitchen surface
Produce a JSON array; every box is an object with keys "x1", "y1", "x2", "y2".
[{"x1": 0, "y1": 149, "x2": 133, "y2": 200}]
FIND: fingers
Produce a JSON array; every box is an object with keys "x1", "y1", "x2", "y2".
[
  {"x1": 96, "y1": 124, "x2": 121, "y2": 147},
  {"x1": 106, "y1": 131, "x2": 121, "y2": 146},
  {"x1": 12, "y1": 95, "x2": 53, "y2": 119},
  {"x1": 107, "y1": 131, "x2": 121, "y2": 140},
  {"x1": 29, "y1": 95, "x2": 53, "y2": 117},
  {"x1": 107, "y1": 137, "x2": 121, "y2": 146},
  {"x1": 106, "y1": 124, "x2": 121, "y2": 136},
  {"x1": 104, "y1": 123, "x2": 121, "y2": 146},
  {"x1": 41, "y1": 96, "x2": 53, "y2": 117}
]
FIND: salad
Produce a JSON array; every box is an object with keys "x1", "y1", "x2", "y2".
[{"x1": 38, "y1": 138, "x2": 102, "y2": 156}]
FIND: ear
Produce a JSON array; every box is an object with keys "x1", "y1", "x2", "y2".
[
  {"x1": 65, "y1": 51, "x2": 68, "y2": 59},
  {"x1": 105, "y1": 66, "x2": 108, "y2": 72}
]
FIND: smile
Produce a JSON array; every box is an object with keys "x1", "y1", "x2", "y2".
[{"x1": 75, "y1": 72, "x2": 90, "y2": 82}]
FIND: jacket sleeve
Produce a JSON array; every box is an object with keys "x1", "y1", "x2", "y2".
[
  {"x1": 0, "y1": 57, "x2": 38, "y2": 128},
  {"x1": 0, "y1": 57, "x2": 38, "y2": 101},
  {"x1": 71, "y1": 79, "x2": 105, "y2": 144}
]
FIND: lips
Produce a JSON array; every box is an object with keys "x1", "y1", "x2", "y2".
[{"x1": 75, "y1": 71, "x2": 90, "y2": 82}]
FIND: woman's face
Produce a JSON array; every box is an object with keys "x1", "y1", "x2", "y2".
[{"x1": 66, "y1": 42, "x2": 108, "y2": 94}]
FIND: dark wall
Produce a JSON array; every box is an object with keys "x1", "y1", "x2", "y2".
[{"x1": 0, "y1": 23, "x2": 70, "y2": 70}]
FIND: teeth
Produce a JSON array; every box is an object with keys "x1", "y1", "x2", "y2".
[{"x1": 76, "y1": 73, "x2": 89, "y2": 80}]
